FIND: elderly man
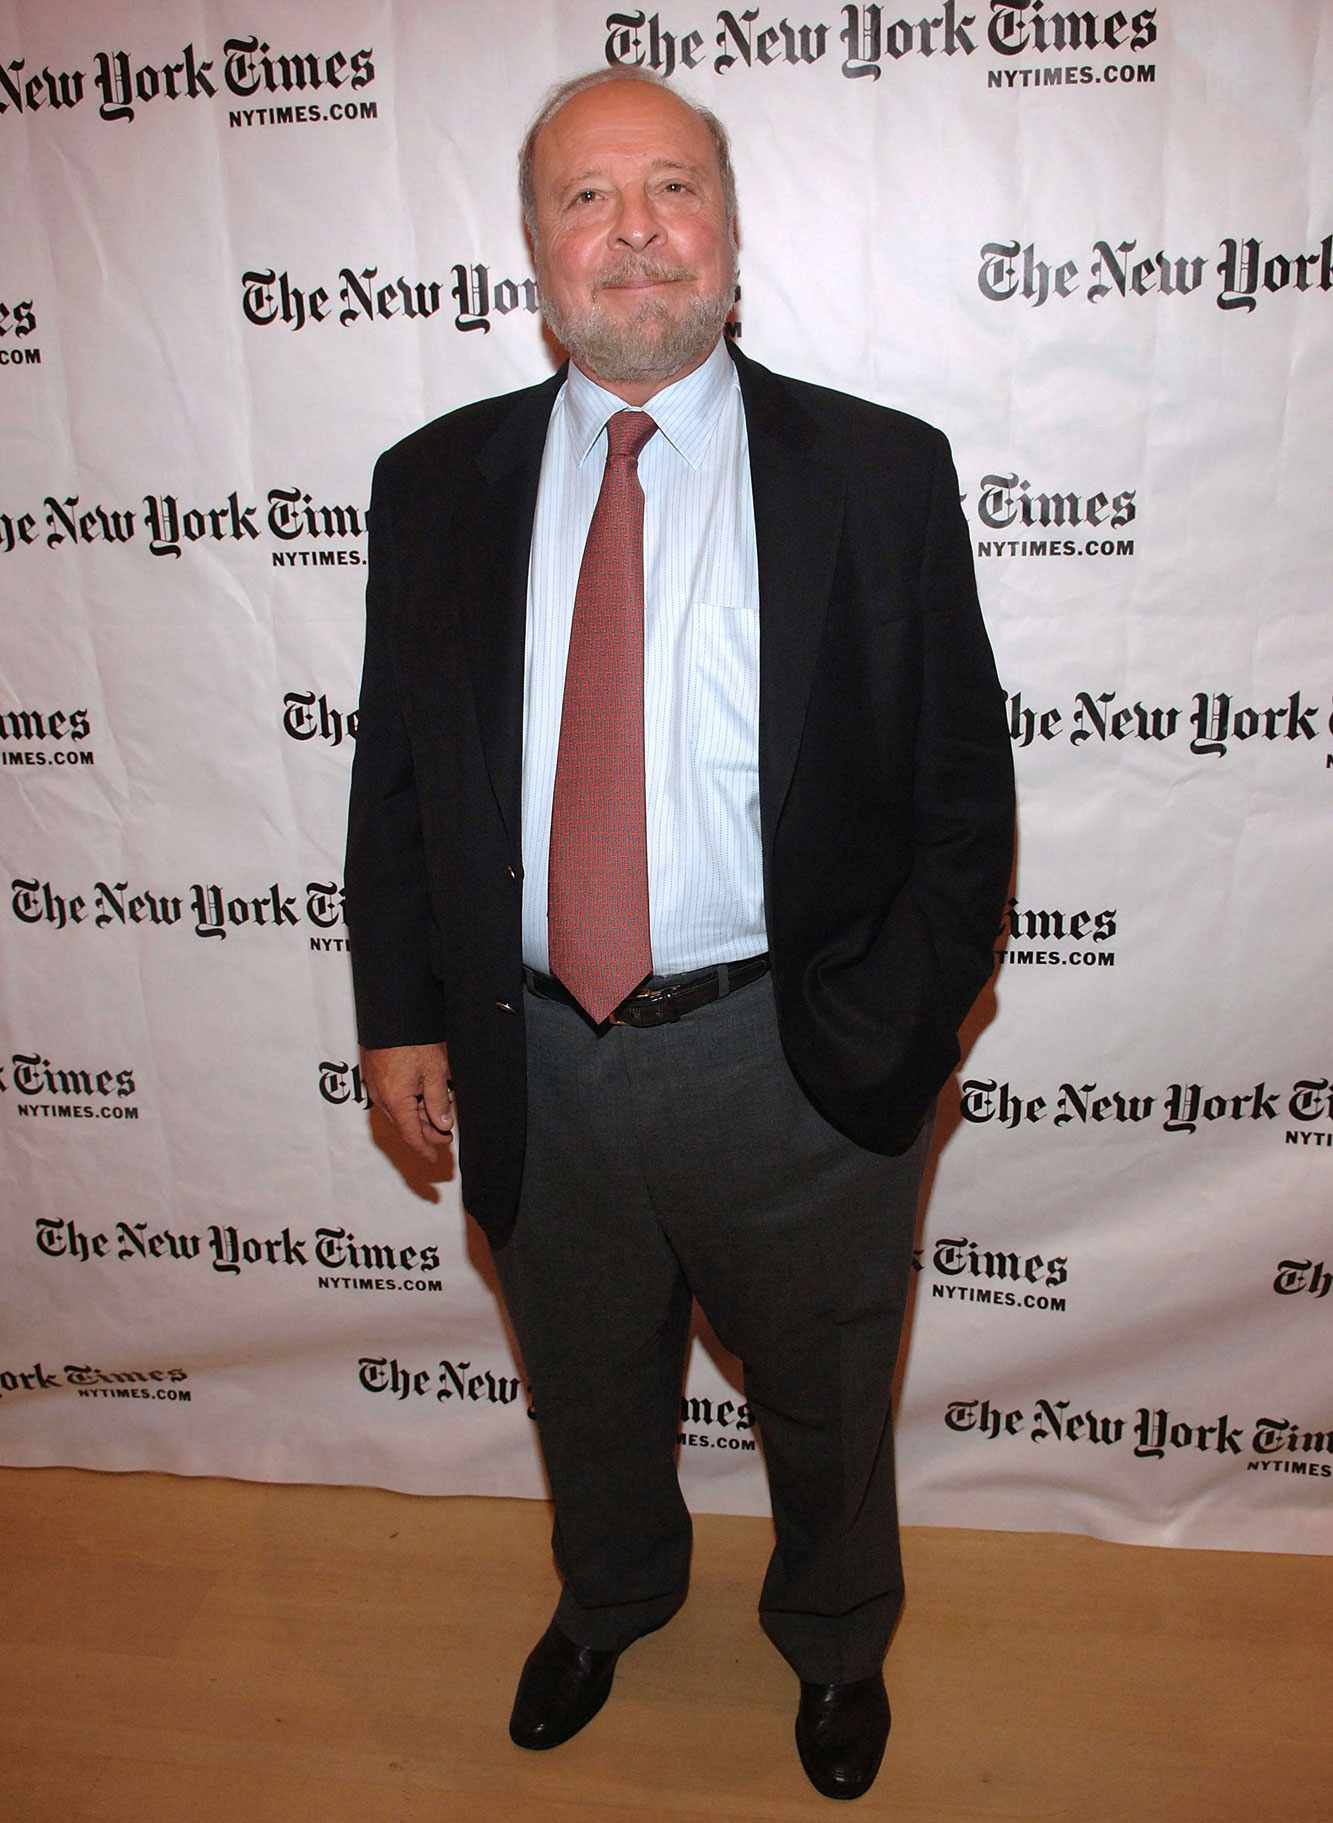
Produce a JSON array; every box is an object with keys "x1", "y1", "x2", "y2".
[{"x1": 346, "y1": 67, "x2": 1013, "y2": 1802}]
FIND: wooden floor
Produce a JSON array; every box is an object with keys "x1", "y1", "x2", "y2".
[{"x1": 3, "y1": 1467, "x2": 1330, "y2": 1822}]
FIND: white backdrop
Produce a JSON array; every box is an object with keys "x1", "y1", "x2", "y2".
[{"x1": 2, "y1": 0, "x2": 1330, "y2": 1555}]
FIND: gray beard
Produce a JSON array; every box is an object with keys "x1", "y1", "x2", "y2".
[{"x1": 540, "y1": 270, "x2": 736, "y2": 386}]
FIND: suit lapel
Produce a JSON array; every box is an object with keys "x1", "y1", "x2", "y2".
[
  {"x1": 731, "y1": 343, "x2": 846, "y2": 846},
  {"x1": 451, "y1": 369, "x2": 564, "y2": 849}
]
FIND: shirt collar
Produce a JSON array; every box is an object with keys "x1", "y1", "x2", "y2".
[{"x1": 563, "y1": 336, "x2": 736, "y2": 472}]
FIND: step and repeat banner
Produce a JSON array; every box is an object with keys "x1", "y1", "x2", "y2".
[{"x1": 2, "y1": 0, "x2": 1329, "y2": 1554}]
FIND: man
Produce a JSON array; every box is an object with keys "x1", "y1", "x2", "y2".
[{"x1": 346, "y1": 68, "x2": 1014, "y2": 1802}]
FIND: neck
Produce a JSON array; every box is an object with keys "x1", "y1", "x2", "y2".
[{"x1": 572, "y1": 341, "x2": 717, "y2": 408}]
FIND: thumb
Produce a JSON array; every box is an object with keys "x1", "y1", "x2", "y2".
[{"x1": 420, "y1": 1064, "x2": 454, "y2": 1134}]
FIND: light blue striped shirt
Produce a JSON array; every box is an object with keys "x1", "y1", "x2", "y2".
[{"x1": 521, "y1": 336, "x2": 767, "y2": 976}]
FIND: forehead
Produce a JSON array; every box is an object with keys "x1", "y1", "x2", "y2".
[{"x1": 534, "y1": 82, "x2": 718, "y2": 193}]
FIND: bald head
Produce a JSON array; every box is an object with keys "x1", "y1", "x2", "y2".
[{"x1": 519, "y1": 68, "x2": 738, "y2": 243}]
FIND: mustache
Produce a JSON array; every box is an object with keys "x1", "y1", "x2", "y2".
[{"x1": 593, "y1": 260, "x2": 694, "y2": 290}]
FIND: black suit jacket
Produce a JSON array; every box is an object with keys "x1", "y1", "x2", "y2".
[{"x1": 345, "y1": 343, "x2": 1015, "y2": 1245}]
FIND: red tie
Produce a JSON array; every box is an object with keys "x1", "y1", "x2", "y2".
[{"x1": 547, "y1": 409, "x2": 659, "y2": 1024}]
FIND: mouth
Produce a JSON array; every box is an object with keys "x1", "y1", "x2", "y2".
[{"x1": 596, "y1": 269, "x2": 692, "y2": 295}]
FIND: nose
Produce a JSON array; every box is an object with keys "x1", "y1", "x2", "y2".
[{"x1": 612, "y1": 187, "x2": 663, "y2": 253}]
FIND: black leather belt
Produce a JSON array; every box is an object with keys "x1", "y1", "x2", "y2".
[{"x1": 523, "y1": 954, "x2": 770, "y2": 1028}]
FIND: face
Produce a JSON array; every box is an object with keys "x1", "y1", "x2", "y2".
[{"x1": 530, "y1": 81, "x2": 738, "y2": 398}]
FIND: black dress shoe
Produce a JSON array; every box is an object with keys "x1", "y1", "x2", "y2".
[
  {"x1": 508, "y1": 1623, "x2": 621, "y2": 1750},
  {"x1": 794, "y1": 1672, "x2": 891, "y2": 1801}
]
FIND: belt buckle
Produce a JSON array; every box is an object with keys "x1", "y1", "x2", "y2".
[{"x1": 611, "y1": 984, "x2": 676, "y2": 1028}]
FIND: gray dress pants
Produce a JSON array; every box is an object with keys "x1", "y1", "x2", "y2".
[{"x1": 491, "y1": 969, "x2": 932, "y2": 1685}]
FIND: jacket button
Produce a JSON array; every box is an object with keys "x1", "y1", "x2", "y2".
[
  {"x1": 495, "y1": 998, "x2": 516, "y2": 1015},
  {"x1": 506, "y1": 864, "x2": 518, "y2": 881}
]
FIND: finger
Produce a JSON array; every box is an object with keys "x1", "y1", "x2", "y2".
[
  {"x1": 383, "y1": 1091, "x2": 440, "y2": 1160},
  {"x1": 417, "y1": 1099, "x2": 452, "y2": 1149},
  {"x1": 420, "y1": 1070, "x2": 454, "y2": 1135}
]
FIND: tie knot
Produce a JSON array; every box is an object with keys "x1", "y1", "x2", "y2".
[{"x1": 605, "y1": 410, "x2": 658, "y2": 464}]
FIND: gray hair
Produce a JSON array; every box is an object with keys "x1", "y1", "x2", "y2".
[{"x1": 518, "y1": 68, "x2": 738, "y2": 242}]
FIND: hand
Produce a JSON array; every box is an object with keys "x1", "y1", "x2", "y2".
[{"x1": 360, "y1": 1042, "x2": 453, "y2": 1163}]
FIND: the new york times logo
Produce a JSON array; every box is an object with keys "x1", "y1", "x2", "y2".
[
  {"x1": 969, "y1": 472, "x2": 1137, "y2": 559},
  {"x1": 0, "y1": 1362, "x2": 190, "y2": 1401},
  {"x1": 984, "y1": 0, "x2": 1156, "y2": 57},
  {"x1": 356, "y1": 1355, "x2": 757, "y2": 1446},
  {"x1": 973, "y1": 474, "x2": 1135, "y2": 533},
  {"x1": 320, "y1": 1060, "x2": 370, "y2": 1107},
  {"x1": 0, "y1": 1052, "x2": 138, "y2": 1123},
  {"x1": 1005, "y1": 688, "x2": 1333, "y2": 762},
  {"x1": 914, "y1": 1233, "x2": 1069, "y2": 1313},
  {"x1": 1001, "y1": 899, "x2": 1116, "y2": 946},
  {"x1": 0, "y1": 707, "x2": 95, "y2": 772},
  {"x1": 0, "y1": 708, "x2": 90, "y2": 743},
  {"x1": 241, "y1": 264, "x2": 538, "y2": 334},
  {"x1": 0, "y1": 1053, "x2": 135, "y2": 1100},
  {"x1": 283, "y1": 692, "x2": 358, "y2": 748},
  {"x1": 0, "y1": 295, "x2": 39, "y2": 366},
  {"x1": 360, "y1": 1356, "x2": 531, "y2": 1410},
  {"x1": 995, "y1": 897, "x2": 1116, "y2": 974},
  {"x1": 946, "y1": 1397, "x2": 1333, "y2": 1476},
  {"x1": 1273, "y1": 1259, "x2": 1330, "y2": 1301},
  {"x1": 11, "y1": 877, "x2": 346, "y2": 945},
  {"x1": 961, "y1": 1077, "x2": 1333, "y2": 1141},
  {"x1": 0, "y1": 37, "x2": 374, "y2": 126},
  {"x1": 35, "y1": 1215, "x2": 440, "y2": 1281},
  {"x1": 603, "y1": 4, "x2": 1155, "y2": 79},
  {"x1": 979, "y1": 235, "x2": 1333, "y2": 312},
  {"x1": 0, "y1": 487, "x2": 364, "y2": 562}
]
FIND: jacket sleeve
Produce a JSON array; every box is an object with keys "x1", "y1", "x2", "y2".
[
  {"x1": 908, "y1": 428, "x2": 1016, "y2": 1033},
  {"x1": 343, "y1": 451, "x2": 449, "y2": 1048}
]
